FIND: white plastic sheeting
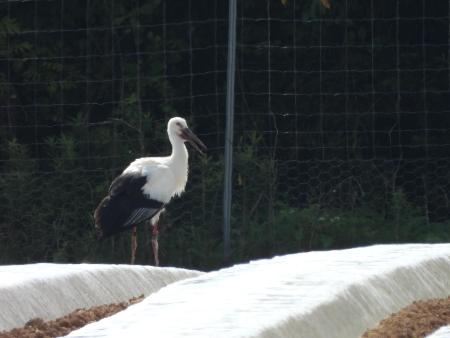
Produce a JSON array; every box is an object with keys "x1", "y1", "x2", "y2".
[
  {"x1": 0, "y1": 263, "x2": 201, "y2": 331},
  {"x1": 65, "y1": 244, "x2": 450, "y2": 338},
  {"x1": 426, "y1": 326, "x2": 450, "y2": 338}
]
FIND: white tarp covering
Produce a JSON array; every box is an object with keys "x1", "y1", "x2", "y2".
[
  {"x1": 0, "y1": 263, "x2": 202, "y2": 331},
  {"x1": 426, "y1": 326, "x2": 450, "y2": 338},
  {"x1": 65, "y1": 244, "x2": 450, "y2": 338}
]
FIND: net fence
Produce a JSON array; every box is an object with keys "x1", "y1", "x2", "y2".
[
  {"x1": 232, "y1": 0, "x2": 450, "y2": 260},
  {"x1": 1, "y1": 0, "x2": 449, "y2": 269}
]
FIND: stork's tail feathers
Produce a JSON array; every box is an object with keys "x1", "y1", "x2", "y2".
[
  {"x1": 94, "y1": 195, "x2": 116, "y2": 238},
  {"x1": 94, "y1": 192, "x2": 165, "y2": 239},
  {"x1": 94, "y1": 194, "x2": 136, "y2": 238}
]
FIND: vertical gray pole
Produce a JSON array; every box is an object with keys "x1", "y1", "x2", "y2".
[{"x1": 223, "y1": 0, "x2": 237, "y2": 262}]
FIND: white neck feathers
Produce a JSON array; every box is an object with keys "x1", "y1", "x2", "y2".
[{"x1": 168, "y1": 133, "x2": 189, "y2": 196}]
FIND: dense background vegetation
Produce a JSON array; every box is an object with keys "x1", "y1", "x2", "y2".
[{"x1": 1, "y1": 0, "x2": 449, "y2": 270}]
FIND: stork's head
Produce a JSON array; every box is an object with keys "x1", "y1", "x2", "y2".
[{"x1": 167, "y1": 117, "x2": 207, "y2": 154}]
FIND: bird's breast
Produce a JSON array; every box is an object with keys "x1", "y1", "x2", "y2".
[
  {"x1": 173, "y1": 167, "x2": 188, "y2": 196},
  {"x1": 140, "y1": 162, "x2": 188, "y2": 203}
]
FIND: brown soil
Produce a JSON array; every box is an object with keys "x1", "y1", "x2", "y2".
[
  {"x1": 0, "y1": 295, "x2": 144, "y2": 338},
  {"x1": 1, "y1": 294, "x2": 449, "y2": 338},
  {"x1": 362, "y1": 296, "x2": 450, "y2": 338}
]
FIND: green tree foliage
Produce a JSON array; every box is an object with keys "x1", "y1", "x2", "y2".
[{"x1": 0, "y1": 0, "x2": 449, "y2": 270}]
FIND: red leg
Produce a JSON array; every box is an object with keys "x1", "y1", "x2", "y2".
[
  {"x1": 131, "y1": 226, "x2": 137, "y2": 265},
  {"x1": 151, "y1": 223, "x2": 159, "y2": 266}
]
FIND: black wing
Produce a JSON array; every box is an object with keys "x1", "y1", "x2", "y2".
[{"x1": 94, "y1": 172, "x2": 164, "y2": 238}]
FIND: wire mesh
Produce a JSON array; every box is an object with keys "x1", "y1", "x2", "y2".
[
  {"x1": 0, "y1": 0, "x2": 228, "y2": 267},
  {"x1": 232, "y1": 0, "x2": 450, "y2": 259},
  {"x1": 1, "y1": 0, "x2": 449, "y2": 269}
]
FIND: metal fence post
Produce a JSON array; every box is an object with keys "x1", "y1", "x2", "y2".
[{"x1": 223, "y1": 0, "x2": 237, "y2": 263}]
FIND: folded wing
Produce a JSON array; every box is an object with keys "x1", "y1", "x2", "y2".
[{"x1": 94, "y1": 172, "x2": 164, "y2": 238}]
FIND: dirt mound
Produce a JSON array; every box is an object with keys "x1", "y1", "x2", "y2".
[
  {"x1": 0, "y1": 295, "x2": 144, "y2": 338},
  {"x1": 1, "y1": 294, "x2": 450, "y2": 338},
  {"x1": 362, "y1": 296, "x2": 450, "y2": 338}
]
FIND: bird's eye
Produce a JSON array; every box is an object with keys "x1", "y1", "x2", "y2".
[{"x1": 176, "y1": 122, "x2": 182, "y2": 127}]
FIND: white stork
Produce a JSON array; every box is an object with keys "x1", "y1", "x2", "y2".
[{"x1": 94, "y1": 117, "x2": 207, "y2": 265}]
